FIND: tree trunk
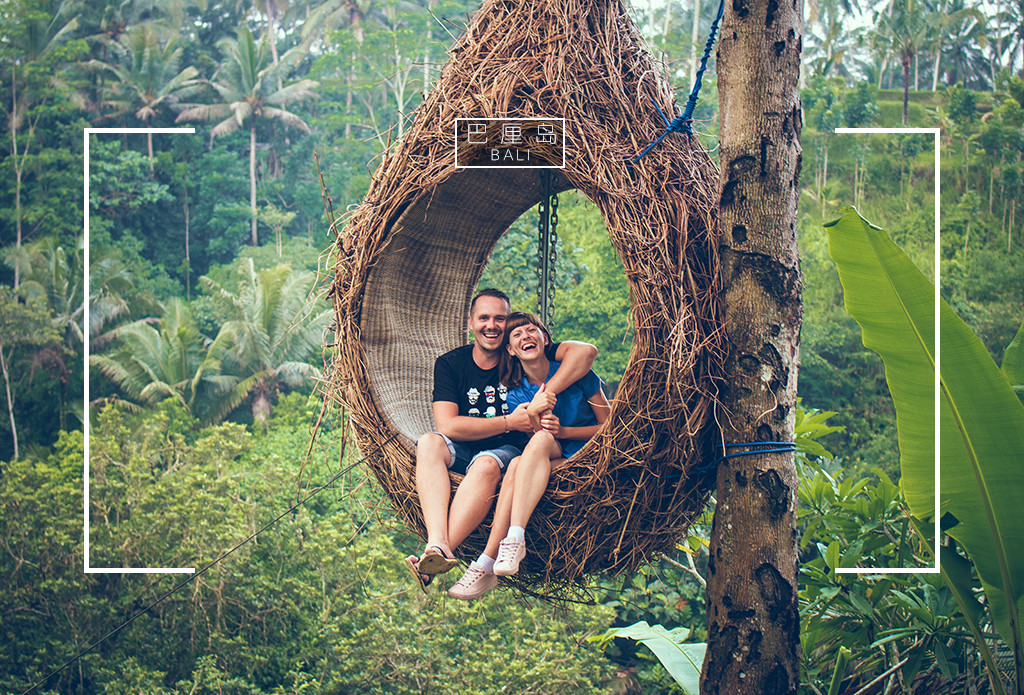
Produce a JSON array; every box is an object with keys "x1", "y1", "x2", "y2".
[
  {"x1": 822, "y1": 144, "x2": 828, "y2": 217},
  {"x1": 701, "y1": 0, "x2": 803, "y2": 692},
  {"x1": 184, "y1": 181, "x2": 191, "y2": 300},
  {"x1": 991, "y1": 165, "x2": 996, "y2": 214},
  {"x1": 663, "y1": 0, "x2": 671, "y2": 45},
  {"x1": 932, "y1": 0, "x2": 946, "y2": 92},
  {"x1": 902, "y1": 51, "x2": 911, "y2": 125},
  {"x1": 691, "y1": 0, "x2": 702, "y2": 87},
  {"x1": 11, "y1": 71, "x2": 22, "y2": 289},
  {"x1": 250, "y1": 121, "x2": 258, "y2": 246},
  {"x1": 1, "y1": 345, "x2": 17, "y2": 462}
]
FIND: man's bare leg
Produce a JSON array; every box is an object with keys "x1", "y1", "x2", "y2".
[
  {"x1": 447, "y1": 455, "x2": 503, "y2": 551},
  {"x1": 415, "y1": 433, "x2": 455, "y2": 557}
]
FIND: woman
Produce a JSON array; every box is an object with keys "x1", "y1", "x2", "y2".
[{"x1": 448, "y1": 312, "x2": 610, "y2": 599}]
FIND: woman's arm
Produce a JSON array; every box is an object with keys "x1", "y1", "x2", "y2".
[{"x1": 547, "y1": 388, "x2": 610, "y2": 440}]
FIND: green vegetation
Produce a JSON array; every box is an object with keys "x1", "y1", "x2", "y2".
[{"x1": 2, "y1": 0, "x2": 1022, "y2": 692}]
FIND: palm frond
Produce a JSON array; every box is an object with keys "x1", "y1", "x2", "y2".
[
  {"x1": 261, "y1": 106, "x2": 311, "y2": 133},
  {"x1": 175, "y1": 102, "x2": 232, "y2": 122},
  {"x1": 208, "y1": 80, "x2": 246, "y2": 103},
  {"x1": 209, "y1": 115, "x2": 241, "y2": 138},
  {"x1": 275, "y1": 361, "x2": 321, "y2": 388},
  {"x1": 263, "y1": 80, "x2": 319, "y2": 106}
]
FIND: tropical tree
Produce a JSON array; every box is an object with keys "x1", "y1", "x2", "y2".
[
  {"x1": 92, "y1": 26, "x2": 201, "y2": 168},
  {"x1": 200, "y1": 259, "x2": 329, "y2": 425},
  {"x1": 0, "y1": 286, "x2": 63, "y2": 463},
  {"x1": 4, "y1": 235, "x2": 84, "y2": 348},
  {"x1": 174, "y1": 25, "x2": 318, "y2": 246},
  {"x1": 0, "y1": 0, "x2": 83, "y2": 286},
  {"x1": 702, "y1": 0, "x2": 803, "y2": 691},
  {"x1": 928, "y1": 0, "x2": 986, "y2": 91},
  {"x1": 875, "y1": 0, "x2": 935, "y2": 124},
  {"x1": 89, "y1": 297, "x2": 233, "y2": 419},
  {"x1": 804, "y1": 1, "x2": 868, "y2": 82},
  {"x1": 89, "y1": 253, "x2": 162, "y2": 350}
]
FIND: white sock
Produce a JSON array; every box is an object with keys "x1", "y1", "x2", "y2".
[
  {"x1": 507, "y1": 526, "x2": 526, "y2": 543},
  {"x1": 476, "y1": 554, "x2": 495, "y2": 573}
]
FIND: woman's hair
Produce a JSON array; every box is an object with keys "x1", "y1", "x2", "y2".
[{"x1": 499, "y1": 311, "x2": 552, "y2": 387}]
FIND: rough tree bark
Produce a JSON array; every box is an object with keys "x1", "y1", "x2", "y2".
[{"x1": 700, "y1": 0, "x2": 803, "y2": 692}]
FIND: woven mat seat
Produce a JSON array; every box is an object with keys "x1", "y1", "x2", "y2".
[{"x1": 330, "y1": 0, "x2": 723, "y2": 598}]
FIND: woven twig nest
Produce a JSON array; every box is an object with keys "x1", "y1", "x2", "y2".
[{"x1": 328, "y1": 0, "x2": 723, "y2": 597}]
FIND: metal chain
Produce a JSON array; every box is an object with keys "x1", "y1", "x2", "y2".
[
  {"x1": 547, "y1": 188, "x2": 558, "y2": 327},
  {"x1": 537, "y1": 170, "x2": 554, "y2": 328}
]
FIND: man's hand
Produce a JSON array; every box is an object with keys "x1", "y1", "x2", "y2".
[
  {"x1": 527, "y1": 382, "x2": 556, "y2": 431},
  {"x1": 506, "y1": 402, "x2": 534, "y2": 433}
]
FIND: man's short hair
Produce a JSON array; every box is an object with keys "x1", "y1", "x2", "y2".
[{"x1": 470, "y1": 288, "x2": 510, "y2": 315}]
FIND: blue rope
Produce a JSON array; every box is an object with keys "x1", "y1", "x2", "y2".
[
  {"x1": 693, "y1": 441, "x2": 797, "y2": 474},
  {"x1": 633, "y1": 0, "x2": 725, "y2": 163},
  {"x1": 655, "y1": 441, "x2": 798, "y2": 480}
]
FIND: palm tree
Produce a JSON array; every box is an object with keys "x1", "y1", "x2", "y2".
[
  {"x1": 3, "y1": 236, "x2": 84, "y2": 430},
  {"x1": 875, "y1": 0, "x2": 935, "y2": 124},
  {"x1": 935, "y1": 0, "x2": 989, "y2": 89},
  {"x1": 5, "y1": 236, "x2": 84, "y2": 347},
  {"x1": 928, "y1": 0, "x2": 986, "y2": 91},
  {"x1": 3, "y1": 0, "x2": 80, "y2": 287},
  {"x1": 200, "y1": 259, "x2": 329, "y2": 426},
  {"x1": 92, "y1": 26, "x2": 200, "y2": 169},
  {"x1": 175, "y1": 25, "x2": 318, "y2": 246},
  {"x1": 90, "y1": 298, "x2": 235, "y2": 420},
  {"x1": 0, "y1": 286, "x2": 63, "y2": 462}
]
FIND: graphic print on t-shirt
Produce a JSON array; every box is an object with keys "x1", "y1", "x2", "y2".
[{"x1": 467, "y1": 383, "x2": 506, "y2": 417}]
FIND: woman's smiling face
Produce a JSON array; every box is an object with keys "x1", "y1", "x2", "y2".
[{"x1": 507, "y1": 321, "x2": 548, "y2": 360}]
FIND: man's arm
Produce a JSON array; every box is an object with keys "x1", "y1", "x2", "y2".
[
  {"x1": 433, "y1": 401, "x2": 532, "y2": 441},
  {"x1": 546, "y1": 340, "x2": 598, "y2": 395}
]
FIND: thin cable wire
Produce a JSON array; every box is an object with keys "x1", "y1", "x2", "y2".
[{"x1": 20, "y1": 432, "x2": 397, "y2": 695}]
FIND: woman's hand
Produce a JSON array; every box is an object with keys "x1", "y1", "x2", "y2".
[
  {"x1": 527, "y1": 383, "x2": 556, "y2": 430},
  {"x1": 539, "y1": 413, "x2": 560, "y2": 436}
]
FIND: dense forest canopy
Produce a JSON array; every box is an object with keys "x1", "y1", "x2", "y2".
[{"x1": 2, "y1": 0, "x2": 1024, "y2": 692}]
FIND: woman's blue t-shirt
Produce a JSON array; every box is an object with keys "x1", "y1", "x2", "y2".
[{"x1": 505, "y1": 361, "x2": 603, "y2": 458}]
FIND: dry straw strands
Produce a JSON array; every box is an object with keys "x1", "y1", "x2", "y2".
[{"x1": 328, "y1": 0, "x2": 723, "y2": 598}]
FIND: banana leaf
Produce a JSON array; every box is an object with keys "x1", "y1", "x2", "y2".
[
  {"x1": 1003, "y1": 319, "x2": 1024, "y2": 405},
  {"x1": 825, "y1": 208, "x2": 1024, "y2": 683},
  {"x1": 600, "y1": 622, "x2": 705, "y2": 694}
]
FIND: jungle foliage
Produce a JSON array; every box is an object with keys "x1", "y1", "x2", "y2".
[{"x1": 2, "y1": 0, "x2": 1023, "y2": 692}]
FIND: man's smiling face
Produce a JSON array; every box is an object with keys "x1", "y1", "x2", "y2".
[{"x1": 468, "y1": 295, "x2": 509, "y2": 354}]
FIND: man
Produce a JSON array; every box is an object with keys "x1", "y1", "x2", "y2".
[{"x1": 406, "y1": 288, "x2": 597, "y2": 594}]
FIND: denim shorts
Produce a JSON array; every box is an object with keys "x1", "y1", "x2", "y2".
[{"x1": 424, "y1": 432, "x2": 521, "y2": 476}]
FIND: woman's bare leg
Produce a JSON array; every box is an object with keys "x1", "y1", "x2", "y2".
[
  {"x1": 509, "y1": 431, "x2": 562, "y2": 530},
  {"x1": 483, "y1": 456, "x2": 519, "y2": 559}
]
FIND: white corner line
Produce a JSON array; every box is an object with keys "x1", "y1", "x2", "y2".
[
  {"x1": 832, "y1": 127, "x2": 941, "y2": 576},
  {"x1": 83, "y1": 127, "x2": 197, "y2": 575}
]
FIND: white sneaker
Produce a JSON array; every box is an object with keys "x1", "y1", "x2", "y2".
[
  {"x1": 447, "y1": 562, "x2": 498, "y2": 600},
  {"x1": 493, "y1": 537, "x2": 526, "y2": 576}
]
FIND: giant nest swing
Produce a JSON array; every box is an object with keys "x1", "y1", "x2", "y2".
[{"x1": 329, "y1": 0, "x2": 724, "y2": 597}]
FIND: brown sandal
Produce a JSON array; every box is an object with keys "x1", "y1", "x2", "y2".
[
  {"x1": 417, "y1": 546, "x2": 459, "y2": 575},
  {"x1": 404, "y1": 555, "x2": 433, "y2": 594}
]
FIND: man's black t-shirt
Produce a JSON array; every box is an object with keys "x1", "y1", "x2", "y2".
[{"x1": 432, "y1": 342, "x2": 559, "y2": 451}]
